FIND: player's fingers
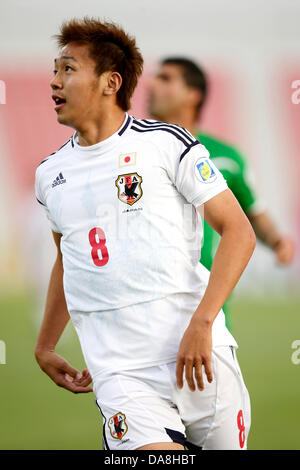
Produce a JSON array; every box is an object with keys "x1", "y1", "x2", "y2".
[
  {"x1": 64, "y1": 372, "x2": 91, "y2": 387},
  {"x1": 279, "y1": 245, "x2": 294, "y2": 263},
  {"x1": 58, "y1": 377, "x2": 93, "y2": 394},
  {"x1": 276, "y1": 239, "x2": 295, "y2": 264},
  {"x1": 72, "y1": 368, "x2": 91, "y2": 383},
  {"x1": 82, "y1": 369, "x2": 92, "y2": 382},
  {"x1": 194, "y1": 360, "x2": 204, "y2": 391},
  {"x1": 73, "y1": 374, "x2": 92, "y2": 387},
  {"x1": 277, "y1": 250, "x2": 288, "y2": 264},
  {"x1": 60, "y1": 361, "x2": 82, "y2": 381},
  {"x1": 203, "y1": 356, "x2": 213, "y2": 383},
  {"x1": 278, "y1": 253, "x2": 289, "y2": 264},
  {"x1": 176, "y1": 358, "x2": 184, "y2": 389},
  {"x1": 64, "y1": 373, "x2": 74, "y2": 383},
  {"x1": 185, "y1": 357, "x2": 196, "y2": 391},
  {"x1": 67, "y1": 384, "x2": 93, "y2": 394}
]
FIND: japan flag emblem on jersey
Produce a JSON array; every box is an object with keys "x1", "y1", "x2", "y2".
[
  {"x1": 115, "y1": 172, "x2": 143, "y2": 206},
  {"x1": 118, "y1": 152, "x2": 137, "y2": 167}
]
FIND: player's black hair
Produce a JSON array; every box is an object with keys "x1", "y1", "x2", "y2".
[
  {"x1": 161, "y1": 57, "x2": 208, "y2": 117},
  {"x1": 53, "y1": 16, "x2": 143, "y2": 111}
]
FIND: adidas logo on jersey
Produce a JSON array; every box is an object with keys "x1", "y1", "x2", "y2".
[{"x1": 52, "y1": 172, "x2": 66, "y2": 187}]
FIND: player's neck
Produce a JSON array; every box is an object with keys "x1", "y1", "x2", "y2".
[
  {"x1": 76, "y1": 107, "x2": 126, "y2": 147},
  {"x1": 160, "y1": 111, "x2": 197, "y2": 137}
]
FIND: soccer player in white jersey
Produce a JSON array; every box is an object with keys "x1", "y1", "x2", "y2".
[{"x1": 34, "y1": 17, "x2": 256, "y2": 450}]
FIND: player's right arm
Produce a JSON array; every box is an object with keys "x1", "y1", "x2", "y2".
[{"x1": 34, "y1": 230, "x2": 93, "y2": 394}]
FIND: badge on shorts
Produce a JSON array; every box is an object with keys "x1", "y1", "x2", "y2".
[
  {"x1": 108, "y1": 412, "x2": 128, "y2": 439},
  {"x1": 195, "y1": 158, "x2": 217, "y2": 183}
]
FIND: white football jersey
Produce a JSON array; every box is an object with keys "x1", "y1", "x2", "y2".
[{"x1": 35, "y1": 113, "x2": 238, "y2": 378}]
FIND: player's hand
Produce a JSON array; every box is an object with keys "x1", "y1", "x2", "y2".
[
  {"x1": 35, "y1": 349, "x2": 93, "y2": 394},
  {"x1": 176, "y1": 320, "x2": 213, "y2": 392},
  {"x1": 273, "y1": 236, "x2": 295, "y2": 264}
]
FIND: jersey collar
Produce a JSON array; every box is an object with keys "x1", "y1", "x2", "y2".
[{"x1": 71, "y1": 113, "x2": 132, "y2": 157}]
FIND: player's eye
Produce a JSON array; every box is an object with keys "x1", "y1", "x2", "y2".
[
  {"x1": 53, "y1": 65, "x2": 73, "y2": 75},
  {"x1": 157, "y1": 74, "x2": 169, "y2": 82}
]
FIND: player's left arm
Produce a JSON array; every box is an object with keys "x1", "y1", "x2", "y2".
[
  {"x1": 176, "y1": 188, "x2": 256, "y2": 392},
  {"x1": 231, "y1": 149, "x2": 295, "y2": 265}
]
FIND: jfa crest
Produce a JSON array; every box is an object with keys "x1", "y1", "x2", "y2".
[
  {"x1": 115, "y1": 172, "x2": 143, "y2": 206},
  {"x1": 108, "y1": 412, "x2": 128, "y2": 439}
]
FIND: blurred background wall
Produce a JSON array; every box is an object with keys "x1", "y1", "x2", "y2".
[{"x1": 0, "y1": 0, "x2": 299, "y2": 450}]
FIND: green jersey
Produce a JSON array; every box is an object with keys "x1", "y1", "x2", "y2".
[{"x1": 195, "y1": 131, "x2": 260, "y2": 331}]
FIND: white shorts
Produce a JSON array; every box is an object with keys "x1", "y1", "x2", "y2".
[{"x1": 94, "y1": 345, "x2": 251, "y2": 450}]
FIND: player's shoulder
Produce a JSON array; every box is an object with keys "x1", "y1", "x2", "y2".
[
  {"x1": 197, "y1": 131, "x2": 246, "y2": 166},
  {"x1": 36, "y1": 135, "x2": 74, "y2": 174},
  {"x1": 130, "y1": 116, "x2": 199, "y2": 152}
]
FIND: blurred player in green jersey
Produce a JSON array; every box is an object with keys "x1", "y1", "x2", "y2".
[{"x1": 147, "y1": 57, "x2": 295, "y2": 332}]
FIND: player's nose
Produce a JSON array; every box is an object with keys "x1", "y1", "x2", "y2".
[{"x1": 50, "y1": 73, "x2": 63, "y2": 90}]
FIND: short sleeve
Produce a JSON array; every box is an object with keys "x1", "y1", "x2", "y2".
[
  {"x1": 175, "y1": 142, "x2": 228, "y2": 207},
  {"x1": 34, "y1": 167, "x2": 61, "y2": 233}
]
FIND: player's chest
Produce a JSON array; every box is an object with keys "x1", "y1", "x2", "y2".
[{"x1": 46, "y1": 146, "x2": 175, "y2": 220}]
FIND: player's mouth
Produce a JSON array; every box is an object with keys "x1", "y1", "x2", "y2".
[{"x1": 52, "y1": 95, "x2": 67, "y2": 111}]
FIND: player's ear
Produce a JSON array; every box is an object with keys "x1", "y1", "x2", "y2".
[
  {"x1": 103, "y1": 71, "x2": 122, "y2": 97},
  {"x1": 188, "y1": 88, "x2": 203, "y2": 109}
]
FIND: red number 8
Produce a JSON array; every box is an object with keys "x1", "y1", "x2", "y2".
[
  {"x1": 88, "y1": 227, "x2": 109, "y2": 267},
  {"x1": 237, "y1": 409, "x2": 245, "y2": 448}
]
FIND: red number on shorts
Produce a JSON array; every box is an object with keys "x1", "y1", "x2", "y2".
[
  {"x1": 88, "y1": 227, "x2": 109, "y2": 267},
  {"x1": 237, "y1": 409, "x2": 245, "y2": 448}
]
